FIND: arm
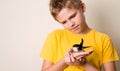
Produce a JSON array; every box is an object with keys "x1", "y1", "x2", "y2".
[
  {"x1": 41, "y1": 49, "x2": 74, "y2": 71},
  {"x1": 82, "y1": 59, "x2": 117, "y2": 71},
  {"x1": 81, "y1": 62, "x2": 100, "y2": 71},
  {"x1": 73, "y1": 49, "x2": 100, "y2": 71},
  {"x1": 41, "y1": 49, "x2": 96, "y2": 71},
  {"x1": 41, "y1": 48, "x2": 91, "y2": 71},
  {"x1": 41, "y1": 48, "x2": 75, "y2": 71},
  {"x1": 103, "y1": 61, "x2": 116, "y2": 71},
  {"x1": 41, "y1": 58, "x2": 68, "y2": 71}
]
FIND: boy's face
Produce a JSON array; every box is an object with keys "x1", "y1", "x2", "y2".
[{"x1": 56, "y1": 7, "x2": 86, "y2": 34}]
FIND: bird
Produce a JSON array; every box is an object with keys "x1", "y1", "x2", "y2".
[{"x1": 72, "y1": 38, "x2": 91, "y2": 52}]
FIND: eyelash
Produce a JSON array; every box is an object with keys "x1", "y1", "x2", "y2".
[
  {"x1": 70, "y1": 14, "x2": 76, "y2": 19},
  {"x1": 61, "y1": 13, "x2": 76, "y2": 24},
  {"x1": 62, "y1": 21, "x2": 66, "y2": 24}
]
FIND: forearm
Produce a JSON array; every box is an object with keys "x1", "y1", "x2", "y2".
[
  {"x1": 42, "y1": 58, "x2": 68, "y2": 71},
  {"x1": 82, "y1": 62, "x2": 100, "y2": 71},
  {"x1": 103, "y1": 61, "x2": 116, "y2": 71}
]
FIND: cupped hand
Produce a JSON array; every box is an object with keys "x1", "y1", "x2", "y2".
[{"x1": 64, "y1": 48, "x2": 94, "y2": 66}]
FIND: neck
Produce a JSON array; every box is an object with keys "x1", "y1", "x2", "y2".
[
  {"x1": 80, "y1": 25, "x2": 91, "y2": 34},
  {"x1": 75, "y1": 22, "x2": 91, "y2": 35}
]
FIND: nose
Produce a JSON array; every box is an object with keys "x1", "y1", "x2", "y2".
[{"x1": 68, "y1": 20, "x2": 75, "y2": 27}]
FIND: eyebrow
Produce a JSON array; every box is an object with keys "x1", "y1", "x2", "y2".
[{"x1": 69, "y1": 12, "x2": 76, "y2": 20}]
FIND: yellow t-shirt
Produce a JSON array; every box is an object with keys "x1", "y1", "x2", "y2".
[{"x1": 40, "y1": 29, "x2": 119, "y2": 71}]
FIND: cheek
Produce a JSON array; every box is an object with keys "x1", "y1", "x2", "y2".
[
  {"x1": 63, "y1": 24, "x2": 72, "y2": 30},
  {"x1": 74, "y1": 15, "x2": 82, "y2": 23},
  {"x1": 74, "y1": 17, "x2": 81, "y2": 24},
  {"x1": 62, "y1": 24, "x2": 69, "y2": 29}
]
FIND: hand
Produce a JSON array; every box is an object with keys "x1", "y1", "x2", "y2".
[
  {"x1": 64, "y1": 48, "x2": 80, "y2": 66},
  {"x1": 64, "y1": 49, "x2": 94, "y2": 66},
  {"x1": 73, "y1": 49, "x2": 94, "y2": 60},
  {"x1": 72, "y1": 49, "x2": 94, "y2": 65}
]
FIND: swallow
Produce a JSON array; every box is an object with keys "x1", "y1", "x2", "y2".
[{"x1": 72, "y1": 38, "x2": 91, "y2": 52}]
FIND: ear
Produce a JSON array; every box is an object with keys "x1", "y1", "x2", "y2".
[{"x1": 81, "y1": 3, "x2": 86, "y2": 13}]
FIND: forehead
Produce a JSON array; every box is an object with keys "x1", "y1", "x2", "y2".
[{"x1": 56, "y1": 8, "x2": 77, "y2": 22}]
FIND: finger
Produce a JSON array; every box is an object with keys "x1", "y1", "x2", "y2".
[
  {"x1": 87, "y1": 49, "x2": 94, "y2": 55},
  {"x1": 83, "y1": 49, "x2": 94, "y2": 55},
  {"x1": 70, "y1": 54, "x2": 75, "y2": 62},
  {"x1": 75, "y1": 56, "x2": 84, "y2": 60},
  {"x1": 65, "y1": 53, "x2": 71, "y2": 63},
  {"x1": 80, "y1": 58, "x2": 86, "y2": 64},
  {"x1": 82, "y1": 58, "x2": 86, "y2": 62},
  {"x1": 73, "y1": 52, "x2": 87, "y2": 57},
  {"x1": 67, "y1": 53, "x2": 71, "y2": 62},
  {"x1": 73, "y1": 49, "x2": 94, "y2": 57},
  {"x1": 81, "y1": 57, "x2": 85, "y2": 62},
  {"x1": 67, "y1": 48, "x2": 74, "y2": 52},
  {"x1": 74, "y1": 60, "x2": 81, "y2": 65}
]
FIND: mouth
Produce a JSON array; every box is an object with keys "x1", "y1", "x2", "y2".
[{"x1": 72, "y1": 25, "x2": 80, "y2": 31}]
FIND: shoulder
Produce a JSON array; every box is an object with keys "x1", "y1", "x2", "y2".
[
  {"x1": 48, "y1": 29, "x2": 68, "y2": 37},
  {"x1": 46, "y1": 29, "x2": 68, "y2": 39},
  {"x1": 92, "y1": 29, "x2": 111, "y2": 40}
]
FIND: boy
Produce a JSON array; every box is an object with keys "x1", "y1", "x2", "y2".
[{"x1": 40, "y1": 0, "x2": 119, "y2": 71}]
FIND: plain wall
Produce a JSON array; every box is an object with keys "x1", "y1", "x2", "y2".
[{"x1": 0, "y1": 0, "x2": 119, "y2": 71}]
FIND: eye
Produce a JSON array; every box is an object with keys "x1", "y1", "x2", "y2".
[
  {"x1": 69, "y1": 12, "x2": 76, "y2": 19},
  {"x1": 61, "y1": 21, "x2": 67, "y2": 24}
]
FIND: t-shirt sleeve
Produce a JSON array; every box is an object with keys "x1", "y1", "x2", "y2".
[
  {"x1": 40, "y1": 32, "x2": 56, "y2": 62},
  {"x1": 102, "y1": 35, "x2": 119, "y2": 64}
]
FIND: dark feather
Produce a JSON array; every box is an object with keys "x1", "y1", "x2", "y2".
[{"x1": 73, "y1": 38, "x2": 91, "y2": 51}]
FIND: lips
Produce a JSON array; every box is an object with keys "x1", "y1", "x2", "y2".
[{"x1": 72, "y1": 25, "x2": 79, "y2": 31}]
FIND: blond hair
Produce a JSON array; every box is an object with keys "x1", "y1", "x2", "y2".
[{"x1": 49, "y1": 0, "x2": 82, "y2": 20}]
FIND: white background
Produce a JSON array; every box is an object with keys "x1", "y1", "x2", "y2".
[{"x1": 0, "y1": 0, "x2": 120, "y2": 71}]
